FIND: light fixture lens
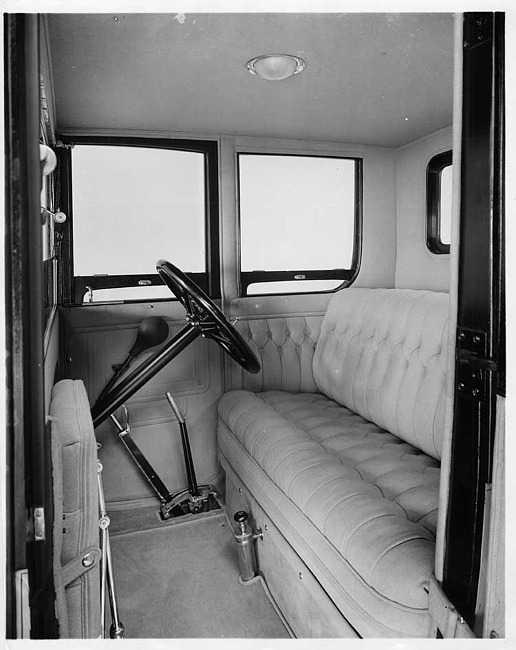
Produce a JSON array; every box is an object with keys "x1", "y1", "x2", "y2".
[{"x1": 246, "y1": 54, "x2": 306, "y2": 81}]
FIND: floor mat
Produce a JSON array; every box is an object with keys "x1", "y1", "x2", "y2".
[{"x1": 109, "y1": 512, "x2": 291, "y2": 638}]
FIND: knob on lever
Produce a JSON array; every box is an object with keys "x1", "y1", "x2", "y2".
[
  {"x1": 94, "y1": 316, "x2": 170, "y2": 412},
  {"x1": 129, "y1": 316, "x2": 169, "y2": 358}
]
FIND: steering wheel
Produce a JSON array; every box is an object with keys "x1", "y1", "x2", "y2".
[
  {"x1": 91, "y1": 260, "x2": 260, "y2": 427},
  {"x1": 157, "y1": 260, "x2": 260, "y2": 374}
]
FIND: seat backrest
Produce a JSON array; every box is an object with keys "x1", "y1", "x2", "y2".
[
  {"x1": 49, "y1": 379, "x2": 101, "y2": 638},
  {"x1": 313, "y1": 288, "x2": 450, "y2": 460}
]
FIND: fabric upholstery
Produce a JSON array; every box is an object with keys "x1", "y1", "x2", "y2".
[
  {"x1": 218, "y1": 288, "x2": 450, "y2": 637},
  {"x1": 313, "y1": 289, "x2": 449, "y2": 460},
  {"x1": 49, "y1": 379, "x2": 101, "y2": 639},
  {"x1": 219, "y1": 391, "x2": 439, "y2": 636},
  {"x1": 223, "y1": 461, "x2": 360, "y2": 638},
  {"x1": 229, "y1": 315, "x2": 322, "y2": 393}
]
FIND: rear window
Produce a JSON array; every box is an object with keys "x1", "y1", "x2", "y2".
[{"x1": 238, "y1": 153, "x2": 361, "y2": 295}]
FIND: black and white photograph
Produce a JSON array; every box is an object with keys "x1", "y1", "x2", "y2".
[{"x1": 2, "y1": 1, "x2": 510, "y2": 647}]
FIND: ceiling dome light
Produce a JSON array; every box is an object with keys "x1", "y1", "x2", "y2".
[{"x1": 246, "y1": 54, "x2": 306, "y2": 81}]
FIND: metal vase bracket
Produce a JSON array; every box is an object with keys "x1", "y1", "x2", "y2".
[{"x1": 233, "y1": 511, "x2": 263, "y2": 582}]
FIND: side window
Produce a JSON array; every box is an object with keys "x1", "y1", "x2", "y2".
[
  {"x1": 238, "y1": 154, "x2": 362, "y2": 296},
  {"x1": 65, "y1": 138, "x2": 219, "y2": 303},
  {"x1": 426, "y1": 150, "x2": 453, "y2": 254}
]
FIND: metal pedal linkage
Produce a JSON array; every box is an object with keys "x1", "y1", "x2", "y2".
[
  {"x1": 110, "y1": 402, "x2": 220, "y2": 520},
  {"x1": 110, "y1": 408, "x2": 184, "y2": 519},
  {"x1": 158, "y1": 484, "x2": 219, "y2": 519},
  {"x1": 165, "y1": 391, "x2": 221, "y2": 517}
]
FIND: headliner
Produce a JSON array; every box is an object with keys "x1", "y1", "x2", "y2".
[{"x1": 48, "y1": 12, "x2": 454, "y2": 147}]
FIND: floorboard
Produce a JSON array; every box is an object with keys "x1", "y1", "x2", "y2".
[{"x1": 109, "y1": 511, "x2": 291, "y2": 638}]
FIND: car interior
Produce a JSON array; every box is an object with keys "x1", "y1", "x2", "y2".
[{"x1": 4, "y1": 10, "x2": 505, "y2": 642}]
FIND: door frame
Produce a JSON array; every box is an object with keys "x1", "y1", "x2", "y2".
[
  {"x1": 5, "y1": 13, "x2": 59, "y2": 639},
  {"x1": 441, "y1": 11, "x2": 505, "y2": 629}
]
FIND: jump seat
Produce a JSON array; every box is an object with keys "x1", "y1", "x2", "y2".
[
  {"x1": 217, "y1": 288, "x2": 450, "y2": 638},
  {"x1": 49, "y1": 379, "x2": 102, "y2": 638}
]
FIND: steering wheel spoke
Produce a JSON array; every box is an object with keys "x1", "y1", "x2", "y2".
[
  {"x1": 157, "y1": 260, "x2": 260, "y2": 374},
  {"x1": 183, "y1": 291, "x2": 196, "y2": 319},
  {"x1": 201, "y1": 327, "x2": 232, "y2": 348}
]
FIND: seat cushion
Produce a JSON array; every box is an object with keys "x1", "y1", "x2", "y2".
[{"x1": 218, "y1": 389, "x2": 440, "y2": 637}]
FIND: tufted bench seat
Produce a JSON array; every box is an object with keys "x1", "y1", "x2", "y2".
[{"x1": 218, "y1": 289, "x2": 450, "y2": 638}]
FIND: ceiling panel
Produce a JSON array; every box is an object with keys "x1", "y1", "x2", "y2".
[{"x1": 48, "y1": 13, "x2": 454, "y2": 147}]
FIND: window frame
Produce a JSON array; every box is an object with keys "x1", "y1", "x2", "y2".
[
  {"x1": 40, "y1": 90, "x2": 58, "y2": 331},
  {"x1": 236, "y1": 152, "x2": 363, "y2": 297},
  {"x1": 426, "y1": 150, "x2": 453, "y2": 254},
  {"x1": 59, "y1": 136, "x2": 220, "y2": 304}
]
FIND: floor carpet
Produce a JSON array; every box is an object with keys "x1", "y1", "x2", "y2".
[{"x1": 109, "y1": 511, "x2": 291, "y2": 638}]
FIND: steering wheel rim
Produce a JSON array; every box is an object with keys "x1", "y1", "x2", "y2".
[{"x1": 157, "y1": 260, "x2": 260, "y2": 374}]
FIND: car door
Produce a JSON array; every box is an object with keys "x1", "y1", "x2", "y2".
[
  {"x1": 440, "y1": 11, "x2": 505, "y2": 636},
  {"x1": 5, "y1": 14, "x2": 59, "y2": 639}
]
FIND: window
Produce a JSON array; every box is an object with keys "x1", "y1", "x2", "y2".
[
  {"x1": 427, "y1": 150, "x2": 453, "y2": 254},
  {"x1": 64, "y1": 138, "x2": 219, "y2": 303},
  {"x1": 238, "y1": 154, "x2": 361, "y2": 295}
]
